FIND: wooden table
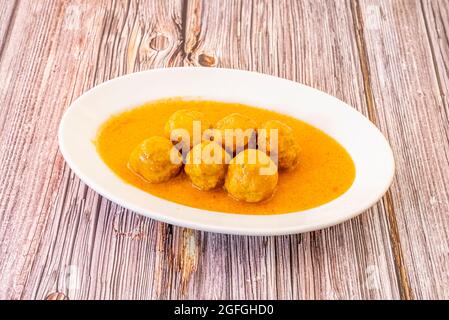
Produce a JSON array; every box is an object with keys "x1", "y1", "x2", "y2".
[{"x1": 0, "y1": 0, "x2": 447, "y2": 300}]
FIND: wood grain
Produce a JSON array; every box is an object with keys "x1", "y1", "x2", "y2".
[
  {"x1": 0, "y1": 0, "x2": 186, "y2": 299},
  {"x1": 358, "y1": 0, "x2": 449, "y2": 299},
  {"x1": 0, "y1": 1, "x2": 17, "y2": 57},
  {"x1": 421, "y1": 0, "x2": 449, "y2": 120},
  {"x1": 351, "y1": 0, "x2": 413, "y2": 300},
  {"x1": 0, "y1": 0, "x2": 447, "y2": 300},
  {"x1": 180, "y1": 0, "x2": 401, "y2": 300}
]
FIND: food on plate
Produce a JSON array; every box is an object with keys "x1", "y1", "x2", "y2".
[
  {"x1": 128, "y1": 136, "x2": 182, "y2": 183},
  {"x1": 164, "y1": 109, "x2": 210, "y2": 149},
  {"x1": 96, "y1": 99, "x2": 356, "y2": 214},
  {"x1": 224, "y1": 149, "x2": 278, "y2": 203},
  {"x1": 260, "y1": 120, "x2": 301, "y2": 170},
  {"x1": 215, "y1": 113, "x2": 257, "y2": 154},
  {"x1": 185, "y1": 141, "x2": 231, "y2": 190}
]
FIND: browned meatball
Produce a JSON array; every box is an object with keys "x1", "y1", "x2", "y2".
[
  {"x1": 128, "y1": 136, "x2": 182, "y2": 183},
  {"x1": 185, "y1": 141, "x2": 231, "y2": 190},
  {"x1": 215, "y1": 113, "x2": 257, "y2": 154},
  {"x1": 260, "y1": 120, "x2": 300, "y2": 170},
  {"x1": 164, "y1": 109, "x2": 211, "y2": 149},
  {"x1": 224, "y1": 149, "x2": 278, "y2": 203}
]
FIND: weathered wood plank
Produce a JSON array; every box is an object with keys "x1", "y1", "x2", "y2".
[
  {"x1": 358, "y1": 0, "x2": 449, "y2": 299},
  {"x1": 351, "y1": 0, "x2": 413, "y2": 300},
  {"x1": 421, "y1": 0, "x2": 449, "y2": 121},
  {"x1": 0, "y1": 0, "x2": 186, "y2": 299},
  {"x1": 0, "y1": 0, "x2": 17, "y2": 60},
  {"x1": 177, "y1": 0, "x2": 401, "y2": 299},
  {"x1": 0, "y1": 0, "x2": 71, "y2": 298}
]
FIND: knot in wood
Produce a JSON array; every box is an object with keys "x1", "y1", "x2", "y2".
[
  {"x1": 45, "y1": 292, "x2": 69, "y2": 300},
  {"x1": 198, "y1": 53, "x2": 217, "y2": 67},
  {"x1": 150, "y1": 34, "x2": 169, "y2": 51}
]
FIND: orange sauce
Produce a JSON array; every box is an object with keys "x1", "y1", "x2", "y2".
[{"x1": 95, "y1": 99, "x2": 355, "y2": 214}]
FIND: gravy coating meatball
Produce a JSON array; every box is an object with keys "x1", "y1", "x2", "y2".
[
  {"x1": 128, "y1": 136, "x2": 182, "y2": 183},
  {"x1": 224, "y1": 149, "x2": 278, "y2": 203},
  {"x1": 260, "y1": 120, "x2": 300, "y2": 170},
  {"x1": 185, "y1": 141, "x2": 231, "y2": 190},
  {"x1": 164, "y1": 109, "x2": 210, "y2": 149},
  {"x1": 215, "y1": 113, "x2": 257, "y2": 154}
]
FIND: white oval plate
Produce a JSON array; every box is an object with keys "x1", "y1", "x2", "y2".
[{"x1": 58, "y1": 67, "x2": 394, "y2": 236}]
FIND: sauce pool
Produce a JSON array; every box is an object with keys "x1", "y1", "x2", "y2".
[{"x1": 95, "y1": 98, "x2": 355, "y2": 215}]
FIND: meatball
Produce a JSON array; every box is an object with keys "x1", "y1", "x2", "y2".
[
  {"x1": 164, "y1": 109, "x2": 210, "y2": 149},
  {"x1": 185, "y1": 141, "x2": 231, "y2": 190},
  {"x1": 260, "y1": 120, "x2": 300, "y2": 170},
  {"x1": 128, "y1": 136, "x2": 182, "y2": 183},
  {"x1": 224, "y1": 149, "x2": 278, "y2": 203},
  {"x1": 215, "y1": 113, "x2": 257, "y2": 154}
]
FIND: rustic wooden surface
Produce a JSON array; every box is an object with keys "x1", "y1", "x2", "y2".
[{"x1": 0, "y1": 0, "x2": 447, "y2": 300}]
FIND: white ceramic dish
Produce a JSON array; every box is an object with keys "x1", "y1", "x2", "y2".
[{"x1": 58, "y1": 67, "x2": 394, "y2": 236}]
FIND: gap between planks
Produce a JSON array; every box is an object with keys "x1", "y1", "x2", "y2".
[
  {"x1": 349, "y1": 0, "x2": 413, "y2": 300},
  {"x1": 0, "y1": 0, "x2": 19, "y2": 62}
]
